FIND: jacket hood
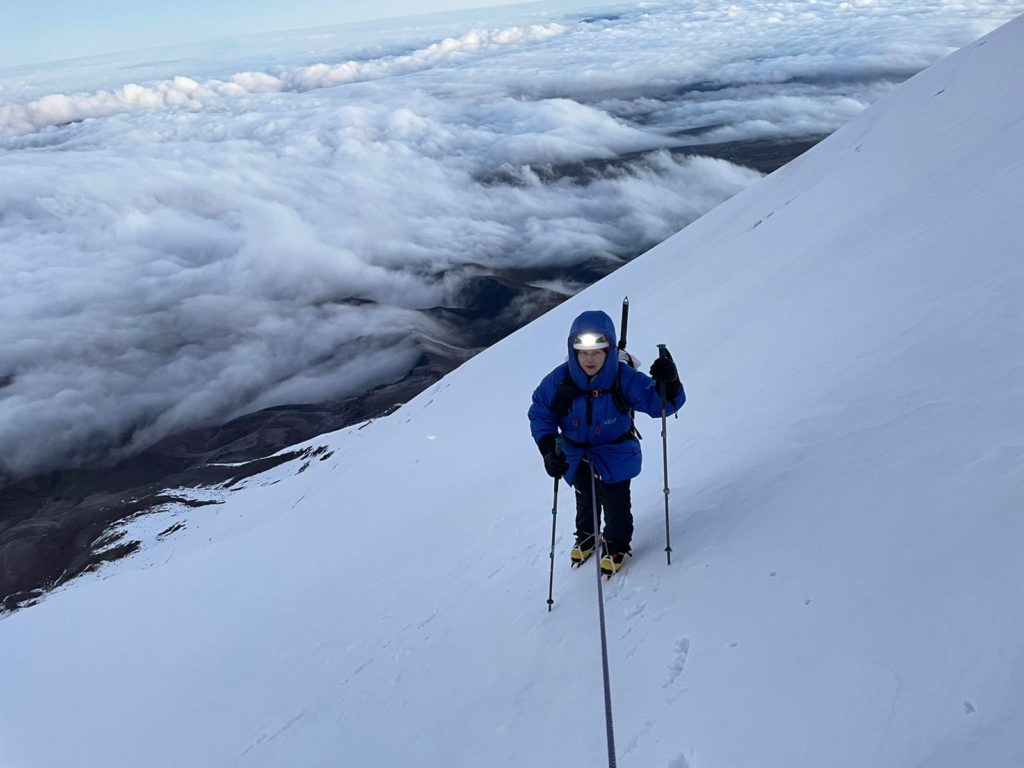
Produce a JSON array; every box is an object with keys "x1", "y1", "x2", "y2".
[{"x1": 567, "y1": 310, "x2": 618, "y2": 389}]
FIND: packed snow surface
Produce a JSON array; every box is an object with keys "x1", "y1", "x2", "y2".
[{"x1": 2, "y1": 12, "x2": 1024, "y2": 768}]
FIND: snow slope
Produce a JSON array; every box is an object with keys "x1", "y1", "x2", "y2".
[{"x1": 3, "y1": 13, "x2": 1024, "y2": 768}]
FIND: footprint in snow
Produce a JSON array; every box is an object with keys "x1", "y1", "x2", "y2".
[
  {"x1": 663, "y1": 638, "x2": 690, "y2": 688},
  {"x1": 624, "y1": 600, "x2": 647, "y2": 620}
]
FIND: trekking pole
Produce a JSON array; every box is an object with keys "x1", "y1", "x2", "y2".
[
  {"x1": 546, "y1": 439, "x2": 564, "y2": 612},
  {"x1": 546, "y1": 474, "x2": 559, "y2": 611},
  {"x1": 589, "y1": 459, "x2": 617, "y2": 767},
  {"x1": 546, "y1": 482, "x2": 559, "y2": 611},
  {"x1": 657, "y1": 344, "x2": 673, "y2": 566}
]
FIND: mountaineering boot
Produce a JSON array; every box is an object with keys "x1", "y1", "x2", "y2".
[
  {"x1": 600, "y1": 550, "x2": 627, "y2": 576},
  {"x1": 570, "y1": 534, "x2": 595, "y2": 566}
]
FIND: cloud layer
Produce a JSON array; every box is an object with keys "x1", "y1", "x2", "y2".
[{"x1": 1, "y1": 0, "x2": 1022, "y2": 477}]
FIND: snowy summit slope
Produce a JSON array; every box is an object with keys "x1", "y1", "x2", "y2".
[{"x1": 3, "y1": 14, "x2": 1024, "y2": 768}]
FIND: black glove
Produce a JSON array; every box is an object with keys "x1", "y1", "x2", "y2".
[
  {"x1": 538, "y1": 434, "x2": 568, "y2": 479},
  {"x1": 544, "y1": 450, "x2": 569, "y2": 479},
  {"x1": 650, "y1": 349, "x2": 678, "y2": 383},
  {"x1": 650, "y1": 348, "x2": 682, "y2": 399}
]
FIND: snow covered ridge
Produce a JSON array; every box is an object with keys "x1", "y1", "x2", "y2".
[
  {"x1": 0, "y1": 23, "x2": 567, "y2": 137},
  {"x1": 3, "y1": 12, "x2": 1024, "y2": 768}
]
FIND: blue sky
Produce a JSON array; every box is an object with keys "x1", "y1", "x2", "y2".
[{"x1": 0, "y1": 0, "x2": 532, "y2": 67}]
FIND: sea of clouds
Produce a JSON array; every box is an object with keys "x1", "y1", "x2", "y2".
[{"x1": 1, "y1": 0, "x2": 1021, "y2": 478}]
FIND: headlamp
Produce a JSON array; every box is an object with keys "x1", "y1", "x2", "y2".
[{"x1": 573, "y1": 332, "x2": 609, "y2": 351}]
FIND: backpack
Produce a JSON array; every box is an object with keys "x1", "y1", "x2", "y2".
[{"x1": 552, "y1": 349, "x2": 640, "y2": 426}]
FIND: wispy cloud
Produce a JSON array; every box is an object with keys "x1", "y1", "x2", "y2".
[{"x1": 0, "y1": 24, "x2": 570, "y2": 136}]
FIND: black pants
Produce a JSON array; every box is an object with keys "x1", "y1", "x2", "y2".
[{"x1": 573, "y1": 459, "x2": 633, "y2": 555}]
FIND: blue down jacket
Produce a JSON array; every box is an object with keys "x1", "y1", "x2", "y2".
[{"x1": 528, "y1": 310, "x2": 686, "y2": 485}]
